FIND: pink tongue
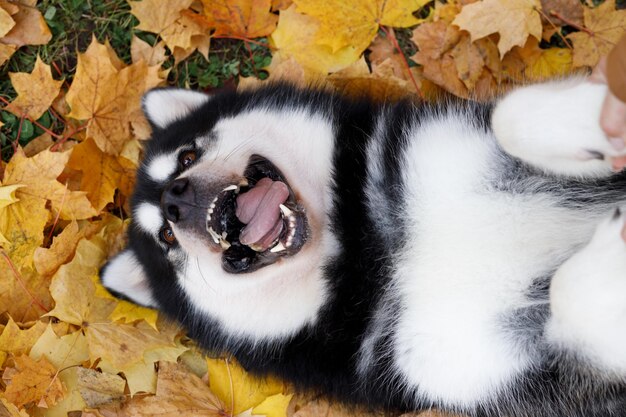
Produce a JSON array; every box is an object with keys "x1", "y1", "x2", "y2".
[{"x1": 236, "y1": 178, "x2": 289, "y2": 249}]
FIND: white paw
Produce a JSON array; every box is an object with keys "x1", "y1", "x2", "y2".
[
  {"x1": 493, "y1": 79, "x2": 626, "y2": 178},
  {"x1": 548, "y1": 208, "x2": 626, "y2": 373}
]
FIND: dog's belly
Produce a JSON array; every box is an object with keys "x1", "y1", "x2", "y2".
[{"x1": 381, "y1": 116, "x2": 599, "y2": 406}]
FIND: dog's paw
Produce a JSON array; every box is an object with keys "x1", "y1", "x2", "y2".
[
  {"x1": 548, "y1": 208, "x2": 626, "y2": 373},
  {"x1": 493, "y1": 79, "x2": 626, "y2": 178}
]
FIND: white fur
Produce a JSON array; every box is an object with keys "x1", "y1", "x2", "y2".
[
  {"x1": 390, "y1": 113, "x2": 600, "y2": 406},
  {"x1": 101, "y1": 250, "x2": 156, "y2": 307},
  {"x1": 173, "y1": 107, "x2": 340, "y2": 340},
  {"x1": 146, "y1": 153, "x2": 178, "y2": 182},
  {"x1": 143, "y1": 89, "x2": 210, "y2": 129},
  {"x1": 492, "y1": 79, "x2": 621, "y2": 178},
  {"x1": 547, "y1": 209, "x2": 626, "y2": 374},
  {"x1": 134, "y1": 202, "x2": 163, "y2": 236}
]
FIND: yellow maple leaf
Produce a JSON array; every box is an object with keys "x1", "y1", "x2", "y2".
[
  {"x1": 65, "y1": 37, "x2": 163, "y2": 155},
  {"x1": 525, "y1": 46, "x2": 572, "y2": 80},
  {"x1": 0, "y1": 318, "x2": 46, "y2": 356},
  {"x1": 0, "y1": 184, "x2": 23, "y2": 242},
  {"x1": 109, "y1": 300, "x2": 159, "y2": 330},
  {"x1": 30, "y1": 325, "x2": 90, "y2": 369},
  {"x1": 67, "y1": 138, "x2": 137, "y2": 212},
  {"x1": 131, "y1": 36, "x2": 168, "y2": 67},
  {"x1": 252, "y1": 393, "x2": 294, "y2": 417},
  {"x1": 567, "y1": 0, "x2": 626, "y2": 68},
  {"x1": 130, "y1": 0, "x2": 193, "y2": 34},
  {"x1": 206, "y1": 357, "x2": 286, "y2": 415},
  {"x1": 294, "y1": 0, "x2": 421, "y2": 53},
  {"x1": 453, "y1": 0, "x2": 543, "y2": 56},
  {"x1": 5, "y1": 56, "x2": 63, "y2": 119},
  {"x1": 202, "y1": 0, "x2": 278, "y2": 38},
  {"x1": 3, "y1": 354, "x2": 66, "y2": 409},
  {"x1": 270, "y1": 5, "x2": 360, "y2": 74}
]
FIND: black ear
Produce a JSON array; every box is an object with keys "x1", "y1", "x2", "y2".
[
  {"x1": 142, "y1": 88, "x2": 210, "y2": 130},
  {"x1": 99, "y1": 249, "x2": 157, "y2": 307}
]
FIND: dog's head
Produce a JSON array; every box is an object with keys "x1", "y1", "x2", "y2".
[{"x1": 100, "y1": 86, "x2": 338, "y2": 341}]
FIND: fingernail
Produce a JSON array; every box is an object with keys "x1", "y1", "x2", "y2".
[{"x1": 610, "y1": 138, "x2": 625, "y2": 151}]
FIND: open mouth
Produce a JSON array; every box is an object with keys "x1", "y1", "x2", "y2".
[{"x1": 206, "y1": 155, "x2": 308, "y2": 274}]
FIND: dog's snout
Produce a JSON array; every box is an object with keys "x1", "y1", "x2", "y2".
[{"x1": 162, "y1": 178, "x2": 193, "y2": 222}]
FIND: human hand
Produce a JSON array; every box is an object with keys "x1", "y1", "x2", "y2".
[{"x1": 590, "y1": 57, "x2": 626, "y2": 171}]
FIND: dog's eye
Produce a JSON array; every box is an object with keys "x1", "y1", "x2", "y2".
[
  {"x1": 179, "y1": 150, "x2": 197, "y2": 168},
  {"x1": 160, "y1": 227, "x2": 176, "y2": 245}
]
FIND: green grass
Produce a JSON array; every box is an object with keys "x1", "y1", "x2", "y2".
[{"x1": 0, "y1": 0, "x2": 272, "y2": 162}]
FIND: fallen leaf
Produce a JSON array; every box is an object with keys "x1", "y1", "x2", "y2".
[
  {"x1": 453, "y1": 0, "x2": 543, "y2": 56},
  {"x1": 3, "y1": 354, "x2": 66, "y2": 409},
  {"x1": 202, "y1": 0, "x2": 278, "y2": 38},
  {"x1": 130, "y1": 36, "x2": 168, "y2": 67},
  {"x1": 524, "y1": 46, "x2": 572, "y2": 80},
  {"x1": 65, "y1": 37, "x2": 163, "y2": 155},
  {"x1": 252, "y1": 393, "x2": 293, "y2": 417},
  {"x1": 0, "y1": 0, "x2": 51, "y2": 48},
  {"x1": 119, "y1": 361, "x2": 224, "y2": 416},
  {"x1": 0, "y1": 318, "x2": 46, "y2": 356},
  {"x1": 540, "y1": 0, "x2": 583, "y2": 26},
  {"x1": 294, "y1": 0, "x2": 421, "y2": 53},
  {"x1": 207, "y1": 357, "x2": 285, "y2": 415},
  {"x1": 5, "y1": 56, "x2": 63, "y2": 119},
  {"x1": 270, "y1": 5, "x2": 360, "y2": 74},
  {"x1": 76, "y1": 367, "x2": 126, "y2": 408},
  {"x1": 109, "y1": 300, "x2": 159, "y2": 330},
  {"x1": 567, "y1": 0, "x2": 626, "y2": 68}
]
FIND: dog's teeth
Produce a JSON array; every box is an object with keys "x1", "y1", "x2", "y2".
[
  {"x1": 270, "y1": 242, "x2": 287, "y2": 253},
  {"x1": 207, "y1": 227, "x2": 221, "y2": 244},
  {"x1": 238, "y1": 178, "x2": 249, "y2": 187},
  {"x1": 279, "y1": 204, "x2": 293, "y2": 217},
  {"x1": 286, "y1": 237, "x2": 293, "y2": 248},
  {"x1": 221, "y1": 231, "x2": 227, "y2": 239},
  {"x1": 223, "y1": 185, "x2": 238, "y2": 192},
  {"x1": 219, "y1": 239, "x2": 231, "y2": 250}
]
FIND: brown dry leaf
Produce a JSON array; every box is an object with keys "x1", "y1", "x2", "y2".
[
  {"x1": 5, "y1": 56, "x2": 63, "y2": 119},
  {"x1": 0, "y1": 318, "x2": 46, "y2": 356},
  {"x1": 202, "y1": 0, "x2": 278, "y2": 38},
  {"x1": 270, "y1": 5, "x2": 360, "y2": 74},
  {"x1": 23, "y1": 133, "x2": 54, "y2": 157},
  {"x1": 567, "y1": 0, "x2": 626, "y2": 68},
  {"x1": 119, "y1": 361, "x2": 225, "y2": 416},
  {"x1": 0, "y1": 397, "x2": 30, "y2": 417},
  {"x1": 65, "y1": 37, "x2": 163, "y2": 155},
  {"x1": 272, "y1": 0, "x2": 294, "y2": 10},
  {"x1": 292, "y1": 399, "x2": 384, "y2": 417},
  {"x1": 76, "y1": 367, "x2": 126, "y2": 408},
  {"x1": 453, "y1": 0, "x2": 543, "y2": 56},
  {"x1": 0, "y1": 43, "x2": 16, "y2": 66},
  {"x1": 3, "y1": 354, "x2": 66, "y2": 409},
  {"x1": 295, "y1": 0, "x2": 422, "y2": 54},
  {"x1": 411, "y1": 22, "x2": 468, "y2": 97},
  {"x1": 369, "y1": 33, "x2": 411, "y2": 80},
  {"x1": 540, "y1": 0, "x2": 583, "y2": 26},
  {"x1": 67, "y1": 138, "x2": 137, "y2": 212},
  {"x1": 0, "y1": 0, "x2": 51, "y2": 48}
]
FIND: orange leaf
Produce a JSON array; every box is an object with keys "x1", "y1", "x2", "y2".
[
  {"x1": 202, "y1": 0, "x2": 278, "y2": 38},
  {"x1": 3, "y1": 354, "x2": 66, "y2": 409}
]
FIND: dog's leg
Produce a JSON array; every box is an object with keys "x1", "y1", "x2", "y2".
[
  {"x1": 546, "y1": 208, "x2": 626, "y2": 375},
  {"x1": 492, "y1": 79, "x2": 626, "y2": 178}
]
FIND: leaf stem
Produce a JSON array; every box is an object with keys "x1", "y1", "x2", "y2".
[{"x1": 379, "y1": 26, "x2": 423, "y2": 98}]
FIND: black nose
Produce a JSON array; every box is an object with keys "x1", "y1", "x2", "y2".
[{"x1": 161, "y1": 178, "x2": 194, "y2": 222}]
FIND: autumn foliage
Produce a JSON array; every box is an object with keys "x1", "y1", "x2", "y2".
[{"x1": 0, "y1": 0, "x2": 624, "y2": 416}]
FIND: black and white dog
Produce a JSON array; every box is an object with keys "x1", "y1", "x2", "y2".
[{"x1": 101, "y1": 79, "x2": 626, "y2": 417}]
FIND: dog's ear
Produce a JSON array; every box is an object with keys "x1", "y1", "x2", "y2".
[
  {"x1": 99, "y1": 249, "x2": 156, "y2": 308},
  {"x1": 142, "y1": 88, "x2": 210, "y2": 130}
]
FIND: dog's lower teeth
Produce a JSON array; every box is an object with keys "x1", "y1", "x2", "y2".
[
  {"x1": 279, "y1": 204, "x2": 293, "y2": 217},
  {"x1": 270, "y1": 242, "x2": 287, "y2": 253},
  {"x1": 207, "y1": 227, "x2": 221, "y2": 244},
  {"x1": 219, "y1": 239, "x2": 231, "y2": 250}
]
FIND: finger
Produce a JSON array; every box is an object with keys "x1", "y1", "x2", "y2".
[
  {"x1": 611, "y1": 155, "x2": 626, "y2": 171},
  {"x1": 600, "y1": 92, "x2": 626, "y2": 141}
]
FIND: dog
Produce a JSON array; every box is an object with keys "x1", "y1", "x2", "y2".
[{"x1": 101, "y1": 79, "x2": 626, "y2": 417}]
